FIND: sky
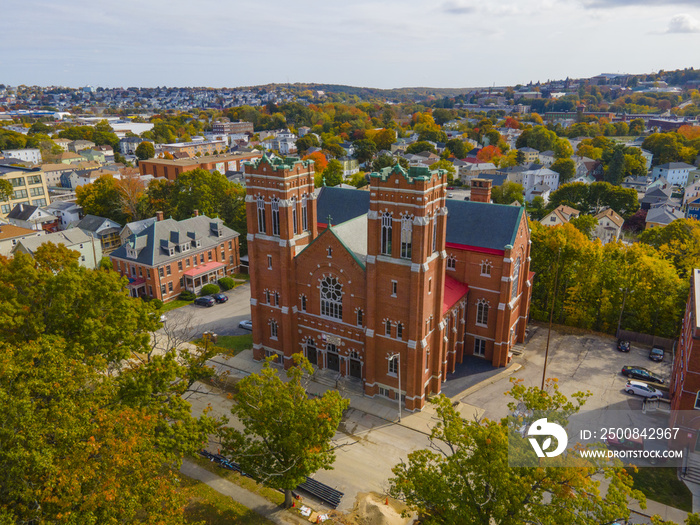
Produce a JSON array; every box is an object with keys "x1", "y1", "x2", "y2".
[{"x1": 2, "y1": 0, "x2": 700, "y2": 90}]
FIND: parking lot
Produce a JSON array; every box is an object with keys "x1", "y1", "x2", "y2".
[{"x1": 463, "y1": 324, "x2": 675, "y2": 420}]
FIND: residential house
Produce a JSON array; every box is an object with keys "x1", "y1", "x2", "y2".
[
  {"x1": 338, "y1": 156, "x2": 359, "y2": 178},
  {"x1": 0, "y1": 223, "x2": 41, "y2": 257},
  {"x1": 527, "y1": 183, "x2": 552, "y2": 203},
  {"x1": 6, "y1": 204, "x2": 58, "y2": 232},
  {"x1": 72, "y1": 215, "x2": 122, "y2": 254},
  {"x1": 540, "y1": 205, "x2": 580, "y2": 227},
  {"x1": 645, "y1": 204, "x2": 684, "y2": 229},
  {"x1": 53, "y1": 138, "x2": 72, "y2": 152},
  {"x1": 640, "y1": 185, "x2": 675, "y2": 211},
  {"x1": 593, "y1": 208, "x2": 624, "y2": 244},
  {"x1": 160, "y1": 139, "x2": 227, "y2": 158},
  {"x1": 109, "y1": 212, "x2": 240, "y2": 300},
  {"x1": 640, "y1": 148, "x2": 654, "y2": 170},
  {"x1": 68, "y1": 140, "x2": 96, "y2": 153},
  {"x1": 43, "y1": 201, "x2": 83, "y2": 230},
  {"x1": 59, "y1": 152, "x2": 85, "y2": 164},
  {"x1": 505, "y1": 166, "x2": 559, "y2": 203},
  {"x1": 2, "y1": 148, "x2": 42, "y2": 164},
  {"x1": 538, "y1": 150, "x2": 556, "y2": 167},
  {"x1": 12, "y1": 228, "x2": 102, "y2": 269},
  {"x1": 652, "y1": 162, "x2": 695, "y2": 186},
  {"x1": 80, "y1": 149, "x2": 106, "y2": 164},
  {"x1": 119, "y1": 137, "x2": 146, "y2": 155},
  {"x1": 119, "y1": 217, "x2": 157, "y2": 246},
  {"x1": 517, "y1": 147, "x2": 539, "y2": 164},
  {"x1": 40, "y1": 161, "x2": 100, "y2": 187},
  {"x1": 457, "y1": 161, "x2": 498, "y2": 184},
  {"x1": 687, "y1": 196, "x2": 700, "y2": 220}
]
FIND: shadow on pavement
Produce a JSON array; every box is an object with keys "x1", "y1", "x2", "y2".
[{"x1": 440, "y1": 355, "x2": 514, "y2": 398}]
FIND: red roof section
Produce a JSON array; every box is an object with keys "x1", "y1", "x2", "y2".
[
  {"x1": 443, "y1": 275, "x2": 469, "y2": 315},
  {"x1": 183, "y1": 261, "x2": 225, "y2": 277}
]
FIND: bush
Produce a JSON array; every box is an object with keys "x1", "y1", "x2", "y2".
[
  {"x1": 200, "y1": 284, "x2": 220, "y2": 296},
  {"x1": 179, "y1": 290, "x2": 196, "y2": 301},
  {"x1": 150, "y1": 299, "x2": 163, "y2": 310},
  {"x1": 218, "y1": 277, "x2": 235, "y2": 291}
]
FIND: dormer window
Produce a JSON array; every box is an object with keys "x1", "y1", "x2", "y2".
[
  {"x1": 196, "y1": 240, "x2": 201, "y2": 248},
  {"x1": 169, "y1": 248, "x2": 174, "y2": 256}
]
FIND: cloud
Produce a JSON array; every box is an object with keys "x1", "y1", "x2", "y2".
[
  {"x1": 666, "y1": 13, "x2": 700, "y2": 33},
  {"x1": 580, "y1": 0, "x2": 698, "y2": 7},
  {"x1": 442, "y1": 1, "x2": 476, "y2": 14}
]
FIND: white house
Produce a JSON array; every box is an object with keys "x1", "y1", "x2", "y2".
[
  {"x1": 2, "y1": 148, "x2": 42, "y2": 164},
  {"x1": 652, "y1": 162, "x2": 695, "y2": 186},
  {"x1": 508, "y1": 167, "x2": 560, "y2": 199},
  {"x1": 0, "y1": 223, "x2": 42, "y2": 258},
  {"x1": 44, "y1": 201, "x2": 83, "y2": 230},
  {"x1": 593, "y1": 208, "x2": 624, "y2": 245},
  {"x1": 12, "y1": 228, "x2": 103, "y2": 269},
  {"x1": 6, "y1": 204, "x2": 57, "y2": 231}
]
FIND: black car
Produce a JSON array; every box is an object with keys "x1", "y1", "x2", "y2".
[
  {"x1": 617, "y1": 339, "x2": 631, "y2": 352},
  {"x1": 194, "y1": 296, "x2": 215, "y2": 307},
  {"x1": 212, "y1": 293, "x2": 228, "y2": 303},
  {"x1": 649, "y1": 346, "x2": 665, "y2": 362},
  {"x1": 621, "y1": 365, "x2": 664, "y2": 384}
]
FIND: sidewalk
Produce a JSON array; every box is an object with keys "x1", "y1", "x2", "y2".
[{"x1": 181, "y1": 459, "x2": 307, "y2": 525}]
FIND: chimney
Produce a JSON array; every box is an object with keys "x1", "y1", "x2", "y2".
[
  {"x1": 194, "y1": 209, "x2": 199, "y2": 217},
  {"x1": 156, "y1": 211, "x2": 164, "y2": 222},
  {"x1": 470, "y1": 178, "x2": 492, "y2": 203}
]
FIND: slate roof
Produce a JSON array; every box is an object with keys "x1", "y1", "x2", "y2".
[
  {"x1": 122, "y1": 217, "x2": 157, "y2": 237},
  {"x1": 317, "y1": 186, "x2": 370, "y2": 226},
  {"x1": 44, "y1": 201, "x2": 82, "y2": 213},
  {"x1": 445, "y1": 200, "x2": 523, "y2": 251},
  {"x1": 110, "y1": 215, "x2": 238, "y2": 267},
  {"x1": 646, "y1": 205, "x2": 684, "y2": 226},
  {"x1": 656, "y1": 162, "x2": 695, "y2": 170},
  {"x1": 75, "y1": 215, "x2": 121, "y2": 234},
  {"x1": 474, "y1": 173, "x2": 507, "y2": 187},
  {"x1": 7, "y1": 204, "x2": 42, "y2": 221},
  {"x1": 316, "y1": 186, "x2": 524, "y2": 252}
]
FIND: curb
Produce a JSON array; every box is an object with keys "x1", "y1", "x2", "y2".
[{"x1": 452, "y1": 363, "x2": 523, "y2": 402}]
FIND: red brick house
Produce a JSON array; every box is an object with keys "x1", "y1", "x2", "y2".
[
  {"x1": 245, "y1": 154, "x2": 532, "y2": 411},
  {"x1": 109, "y1": 212, "x2": 240, "y2": 301}
]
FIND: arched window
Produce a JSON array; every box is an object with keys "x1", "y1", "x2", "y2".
[
  {"x1": 400, "y1": 215, "x2": 413, "y2": 259},
  {"x1": 291, "y1": 196, "x2": 298, "y2": 235},
  {"x1": 356, "y1": 309, "x2": 363, "y2": 327},
  {"x1": 320, "y1": 276, "x2": 342, "y2": 319},
  {"x1": 480, "y1": 260, "x2": 492, "y2": 276},
  {"x1": 476, "y1": 299, "x2": 489, "y2": 326},
  {"x1": 385, "y1": 320, "x2": 392, "y2": 336},
  {"x1": 511, "y1": 256, "x2": 521, "y2": 300},
  {"x1": 301, "y1": 194, "x2": 308, "y2": 231},
  {"x1": 397, "y1": 322, "x2": 403, "y2": 340},
  {"x1": 257, "y1": 196, "x2": 266, "y2": 233},
  {"x1": 447, "y1": 255, "x2": 456, "y2": 270},
  {"x1": 271, "y1": 197, "x2": 280, "y2": 236},
  {"x1": 270, "y1": 319, "x2": 278, "y2": 338},
  {"x1": 381, "y1": 212, "x2": 392, "y2": 256},
  {"x1": 300, "y1": 295, "x2": 307, "y2": 312}
]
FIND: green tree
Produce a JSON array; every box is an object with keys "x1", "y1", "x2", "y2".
[
  {"x1": 390, "y1": 382, "x2": 643, "y2": 525},
  {"x1": 220, "y1": 355, "x2": 348, "y2": 508},
  {"x1": 76, "y1": 174, "x2": 127, "y2": 224},
  {"x1": 604, "y1": 147, "x2": 626, "y2": 185},
  {"x1": 570, "y1": 215, "x2": 598, "y2": 239},
  {"x1": 322, "y1": 159, "x2": 344, "y2": 186},
  {"x1": 0, "y1": 179, "x2": 12, "y2": 202},
  {"x1": 628, "y1": 118, "x2": 645, "y2": 135},
  {"x1": 429, "y1": 159, "x2": 456, "y2": 183},
  {"x1": 406, "y1": 141, "x2": 437, "y2": 155},
  {"x1": 639, "y1": 218, "x2": 700, "y2": 280},
  {"x1": 491, "y1": 181, "x2": 524, "y2": 205},
  {"x1": 295, "y1": 134, "x2": 319, "y2": 156},
  {"x1": 372, "y1": 154, "x2": 408, "y2": 172},
  {"x1": 353, "y1": 138, "x2": 377, "y2": 164},
  {"x1": 550, "y1": 158, "x2": 576, "y2": 184},
  {"x1": 0, "y1": 247, "x2": 221, "y2": 523},
  {"x1": 135, "y1": 141, "x2": 155, "y2": 160},
  {"x1": 445, "y1": 138, "x2": 467, "y2": 159},
  {"x1": 553, "y1": 137, "x2": 573, "y2": 159},
  {"x1": 527, "y1": 196, "x2": 547, "y2": 220}
]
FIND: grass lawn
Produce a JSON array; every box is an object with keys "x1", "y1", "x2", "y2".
[
  {"x1": 193, "y1": 334, "x2": 253, "y2": 356},
  {"x1": 629, "y1": 467, "x2": 692, "y2": 512},
  {"x1": 233, "y1": 273, "x2": 250, "y2": 281},
  {"x1": 189, "y1": 455, "x2": 285, "y2": 507},
  {"x1": 181, "y1": 474, "x2": 274, "y2": 524},
  {"x1": 161, "y1": 299, "x2": 194, "y2": 313}
]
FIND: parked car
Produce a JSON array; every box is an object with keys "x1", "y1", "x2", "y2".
[
  {"x1": 194, "y1": 296, "x2": 215, "y2": 307},
  {"x1": 616, "y1": 339, "x2": 630, "y2": 352},
  {"x1": 624, "y1": 380, "x2": 662, "y2": 399},
  {"x1": 606, "y1": 434, "x2": 644, "y2": 451},
  {"x1": 649, "y1": 346, "x2": 665, "y2": 362},
  {"x1": 212, "y1": 293, "x2": 228, "y2": 303},
  {"x1": 447, "y1": 192, "x2": 454, "y2": 198},
  {"x1": 239, "y1": 319, "x2": 253, "y2": 331},
  {"x1": 621, "y1": 366, "x2": 664, "y2": 384}
]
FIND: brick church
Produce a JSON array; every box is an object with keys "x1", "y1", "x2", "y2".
[{"x1": 244, "y1": 154, "x2": 532, "y2": 411}]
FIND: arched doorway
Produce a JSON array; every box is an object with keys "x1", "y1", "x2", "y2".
[{"x1": 306, "y1": 338, "x2": 318, "y2": 366}]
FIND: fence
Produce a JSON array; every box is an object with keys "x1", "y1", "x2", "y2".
[{"x1": 617, "y1": 329, "x2": 676, "y2": 351}]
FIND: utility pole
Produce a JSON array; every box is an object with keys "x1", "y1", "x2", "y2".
[{"x1": 541, "y1": 249, "x2": 561, "y2": 391}]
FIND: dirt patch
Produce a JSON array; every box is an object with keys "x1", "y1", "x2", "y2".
[{"x1": 342, "y1": 492, "x2": 414, "y2": 525}]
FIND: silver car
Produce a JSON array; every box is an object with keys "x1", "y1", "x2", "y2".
[{"x1": 625, "y1": 380, "x2": 661, "y2": 399}]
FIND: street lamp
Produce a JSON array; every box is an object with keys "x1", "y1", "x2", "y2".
[{"x1": 389, "y1": 353, "x2": 402, "y2": 422}]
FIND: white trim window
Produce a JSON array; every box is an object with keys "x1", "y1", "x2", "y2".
[
  {"x1": 320, "y1": 276, "x2": 343, "y2": 320},
  {"x1": 270, "y1": 319, "x2": 278, "y2": 339},
  {"x1": 481, "y1": 260, "x2": 492, "y2": 276},
  {"x1": 388, "y1": 357, "x2": 398, "y2": 375},
  {"x1": 476, "y1": 299, "x2": 489, "y2": 326},
  {"x1": 432, "y1": 214, "x2": 438, "y2": 252},
  {"x1": 257, "y1": 196, "x2": 266, "y2": 234},
  {"x1": 447, "y1": 255, "x2": 456, "y2": 270},
  {"x1": 474, "y1": 337, "x2": 486, "y2": 357},
  {"x1": 400, "y1": 215, "x2": 413, "y2": 259},
  {"x1": 381, "y1": 212, "x2": 392, "y2": 256},
  {"x1": 511, "y1": 256, "x2": 521, "y2": 300},
  {"x1": 291, "y1": 196, "x2": 298, "y2": 235},
  {"x1": 271, "y1": 197, "x2": 280, "y2": 237},
  {"x1": 301, "y1": 194, "x2": 308, "y2": 231}
]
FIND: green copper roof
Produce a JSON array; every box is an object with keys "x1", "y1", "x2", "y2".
[
  {"x1": 244, "y1": 152, "x2": 314, "y2": 171},
  {"x1": 368, "y1": 162, "x2": 444, "y2": 183}
]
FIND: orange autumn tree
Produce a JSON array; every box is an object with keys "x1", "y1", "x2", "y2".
[
  {"x1": 678, "y1": 125, "x2": 700, "y2": 141},
  {"x1": 303, "y1": 151, "x2": 328, "y2": 173},
  {"x1": 477, "y1": 145, "x2": 502, "y2": 163}
]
